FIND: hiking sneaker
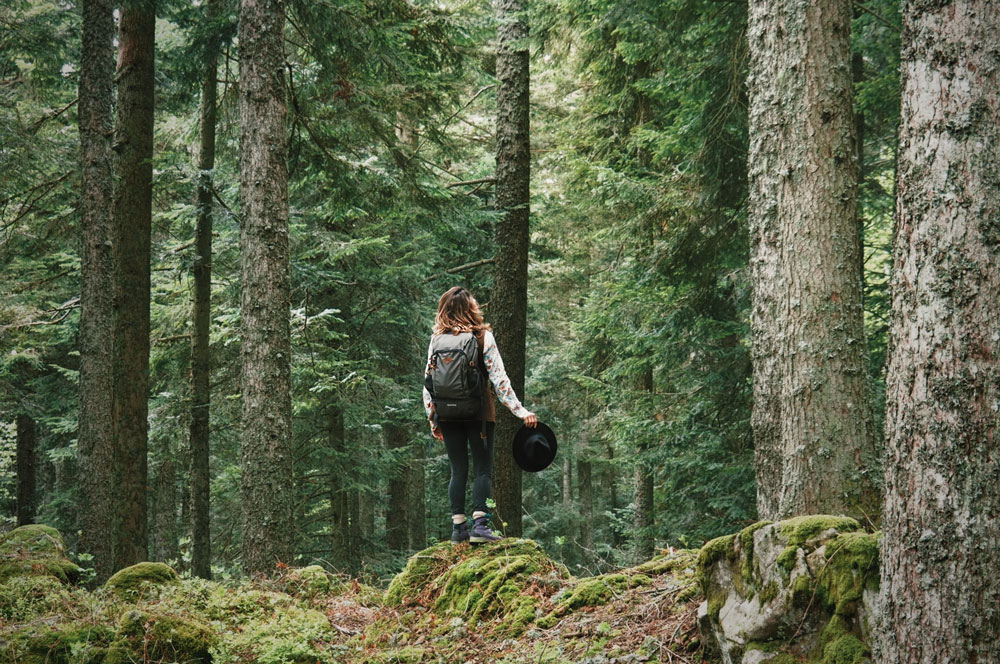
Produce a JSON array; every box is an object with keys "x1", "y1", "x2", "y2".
[
  {"x1": 469, "y1": 516, "x2": 502, "y2": 544},
  {"x1": 451, "y1": 520, "x2": 470, "y2": 543}
]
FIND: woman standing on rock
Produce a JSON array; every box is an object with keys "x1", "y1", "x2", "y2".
[{"x1": 423, "y1": 286, "x2": 537, "y2": 544}]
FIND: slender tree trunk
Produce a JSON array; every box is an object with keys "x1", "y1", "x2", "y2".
[
  {"x1": 16, "y1": 414, "x2": 36, "y2": 526},
  {"x1": 150, "y1": 458, "x2": 178, "y2": 563},
  {"x1": 633, "y1": 369, "x2": 654, "y2": 563},
  {"x1": 747, "y1": 0, "x2": 877, "y2": 520},
  {"x1": 577, "y1": 459, "x2": 593, "y2": 556},
  {"x1": 189, "y1": 0, "x2": 220, "y2": 582},
  {"x1": 112, "y1": 0, "x2": 155, "y2": 569},
  {"x1": 492, "y1": 0, "x2": 530, "y2": 537},
  {"x1": 385, "y1": 424, "x2": 409, "y2": 550},
  {"x1": 877, "y1": 3, "x2": 1000, "y2": 662},
  {"x1": 78, "y1": 0, "x2": 117, "y2": 584},
  {"x1": 561, "y1": 456, "x2": 571, "y2": 508},
  {"x1": 239, "y1": 0, "x2": 294, "y2": 577},
  {"x1": 328, "y1": 405, "x2": 346, "y2": 566},
  {"x1": 408, "y1": 444, "x2": 426, "y2": 549}
]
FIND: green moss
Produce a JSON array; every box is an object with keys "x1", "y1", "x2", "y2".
[
  {"x1": 104, "y1": 610, "x2": 215, "y2": 664},
  {"x1": 498, "y1": 595, "x2": 536, "y2": 636},
  {"x1": 3, "y1": 622, "x2": 113, "y2": 664},
  {"x1": 105, "y1": 561, "x2": 180, "y2": 598},
  {"x1": 283, "y1": 564, "x2": 337, "y2": 599},
  {"x1": 777, "y1": 545, "x2": 800, "y2": 572},
  {"x1": 0, "y1": 574, "x2": 76, "y2": 621},
  {"x1": 209, "y1": 601, "x2": 337, "y2": 664},
  {"x1": 744, "y1": 640, "x2": 781, "y2": 653},
  {"x1": 696, "y1": 533, "x2": 736, "y2": 591},
  {"x1": 778, "y1": 516, "x2": 861, "y2": 549},
  {"x1": 384, "y1": 542, "x2": 455, "y2": 606},
  {"x1": 367, "y1": 646, "x2": 429, "y2": 663},
  {"x1": 0, "y1": 525, "x2": 81, "y2": 584},
  {"x1": 814, "y1": 615, "x2": 870, "y2": 664},
  {"x1": 822, "y1": 531, "x2": 879, "y2": 616},
  {"x1": 632, "y1": 549, "x2": 698, "y2": 576},
  {"x1": 759, "y1": 580, "x2": 779, "y2": 605}
]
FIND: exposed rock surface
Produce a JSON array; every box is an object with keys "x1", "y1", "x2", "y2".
[{"x1": 697, "y1": 516, "x2": 879, "y2": 664}]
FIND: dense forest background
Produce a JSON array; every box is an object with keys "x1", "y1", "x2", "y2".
[{"x1": 0, "y1": 0, "x2": 900, "y2": 581}]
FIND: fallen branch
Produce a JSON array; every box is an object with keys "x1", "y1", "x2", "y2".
[
  {"x1": 423, "y1": 257, "x2": 495, "y2": 283},
  {"x1": 446, "y1": 177, "x2": 496, "y2": 189}
]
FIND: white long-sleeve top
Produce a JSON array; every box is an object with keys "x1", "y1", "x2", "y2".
[{"x1": 423, "y1": 329, "x2": 530, "y2": 421}]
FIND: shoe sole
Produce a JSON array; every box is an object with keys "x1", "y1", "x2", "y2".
[{"x1": 469, "y1": 536, "x2": 500, "y2": 543}]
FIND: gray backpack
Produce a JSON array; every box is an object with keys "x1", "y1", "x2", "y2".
[{"x1": 425, "y1": 332, "x2": 486, "y2": 421}]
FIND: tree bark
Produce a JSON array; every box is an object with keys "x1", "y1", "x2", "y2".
[
  {"x1": 385, "y1": 423, "x2": 409, "y2": 550},
  {"x1": 112, "y1": 0, "x2": 155, "y2": 569},
  {"x1": 239, "y1": 0, "x2": 294, "y2": 577},
  {"x1": 577, "y1": 459, "x2": 593, "y2": 556},
  {"x1": 328, "y1": 405, "x2": 346, "y2": 566},
  {"x1": 492, "y1": 0, "x2": 530, "y2": 538},
  {"x1": 150, "y1": 458, "x2": 178, "y2": 563},
  {"x1": 877, "y1": 3, "x2": 1000, "y2": 662},
  {"x1": 78, "y1": 0, "x2": 118, "y2": 584},
  {"x1": 633, "y1": 369, "x2": 655, "y2": 563},
  {"x1": 189, "y1": 0, "x2": 221, "y2": 582},
  {"x1": 16, "y1": 414, "x2": 36, "y2": 526},
  {"x1": 408, "y1": 443, "x2": 426, "y2": 549},
  {"x1": 747, "y1": 0, "x2": 877, "y2": 520},
  {"x1": 561, "y1": 456, "x2": 572, "y2": 508}
]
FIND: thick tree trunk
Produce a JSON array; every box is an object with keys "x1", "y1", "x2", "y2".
[
  {"x1": 877, "y1": 3, "x2": 1000, "y2": 662},
  {"x1": 239, "y1": 0, "x2": 294, "y2": 577},
  {"x1": 492, "y1": 0, "x2": 530, "y2": 538},
  {"x1": 150, "y1": 459, "x2": 178, "y2": 563},
  {"x1": 78, "y1": 0, "x2": 117, "y2": 584},
  {"x1": 408, "y1": 445, "x2": 426, "y2": 549},
  {"x1": 16, "y1": 414, "x2": 36, "y2": 526},
  {"x1": 189, "y1": 0, "x2": 220, "y2": 582},
  {"x1": 112, "y1": 0, "x2": 155, "y2": 569},
  {"x1": 747, "y1": 0, "x2": 877, "y2": 520},
  {"x1": 385, "y1": 424, "x2": 409, "y2": 550}
]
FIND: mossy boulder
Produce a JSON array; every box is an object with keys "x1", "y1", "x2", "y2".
[
  {"x1": 1, "y1": 622, "x2": 113, "y2": 664},
  {"x1": 281, "y1": 563, "x2": 339, "y2": 600},
  {"x1": 696, "y1": 516, "x2": 878, "y2": 664},
  {"x1": 104, "y1": 609, "x2": 215, "y2": 664},
  {"x1": 0, "y1": 524, "x2": 81, "y2": 584},
  {"x1": 105, "y1": 561, "x2": 180, "y2": 598},
  {"x1": 385, "y1": 538, "x2": 568, "y2": 635}
]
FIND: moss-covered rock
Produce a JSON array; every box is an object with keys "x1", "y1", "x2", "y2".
[
  {"x1": 282, "y1": 563, "x2": 339, "y2": 599},
  {"x1": 0, "y1": 574, "x2": 75, "y2": 622},
  {"x1": 697, "y1": 516, "x2": 878, "y2": 664},
  {"x1": 0, "y1": 524, "x2": 81, "y2": 584},
  {"x1": 104, "y1": 609, "x2": 215, "y2": 664},
  {"x1": 1, "y1": 622, "x2": 113, "y2": 664},
  {"x1": 104, "y1": 561, "x2": 180, "y2": 598}
]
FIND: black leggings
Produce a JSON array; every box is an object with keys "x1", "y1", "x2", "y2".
[{"x1": 440, "y1": 420, "x2": 496, "y2": 516}]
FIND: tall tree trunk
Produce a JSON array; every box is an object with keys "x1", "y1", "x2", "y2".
[
  {"x1": 78, "y1": 0, "x2": 117, "y2": 584},
  {"x1": 16, "y1": 414, "x2": 36, "y2": 526},
  {"x1": 239, "y1": 0, "x2": 294, "y2": 577},
  {"x1": 408, "y1": 445, "x2": 426, "y2": 549},
  {"x1": 577, "y1": 459, "x2": 593, "y2": 557},
  {"x1": 328, "y1": 405, "x2": 346, "y2": 566},
  {"x1": 189, "y1": 0, "x2": 221, "y2": 582},
  {"x1": 561, "y1": 456, "x2": 572, "y2": 508},
  {"x1": 877, "y1": 3, "x2": 1000, "y2": 662},
  {"x1": 385, "y1": 424, "x2": 409, "y2": 550},
  {"x1": 112, "y1": 0, "x2": 155, "y2": 569},
  {"x1": 492, "y1": 0, "x2": 530, "y2": 537},
  {"x1": 747, "y1": 0, "x2": 877, "y2": 520},
  {"x1": 633, "y1": 369, "x2": 654, "y2": 563},
  {"x1": 150, "y1": 458, "x2": 178, "y2": 563}
]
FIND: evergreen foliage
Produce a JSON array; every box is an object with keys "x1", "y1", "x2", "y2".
[{"x1": 0, "y1": 0, "x2": 900, "y2": 580}]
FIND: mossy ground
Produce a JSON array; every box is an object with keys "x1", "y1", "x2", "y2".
[{"x1": 1, "y1": 526, "x2": 705, "y2": 664}]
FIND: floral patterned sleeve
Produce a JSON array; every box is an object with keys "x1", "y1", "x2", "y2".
[
  {"x1": 483, "y1": 330, "x2": 530, "y2": 419},
  {"x1": 422, "y1": 339, "x2": 434, "y2": 420}
]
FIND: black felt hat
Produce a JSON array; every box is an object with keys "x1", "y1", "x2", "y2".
[{"x1": 512, "y1": 421, "x2": 558, "y2": 472}]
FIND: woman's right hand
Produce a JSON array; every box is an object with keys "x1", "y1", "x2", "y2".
[
  {"x1": 523, "y1": 412, "x2": 538, "y2": 428},
  {"x1": 430, "y1": 421, "x2": 443, "y2": 441}
]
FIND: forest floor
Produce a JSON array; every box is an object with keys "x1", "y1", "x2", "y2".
[{"x1": 0, "y1": 525, "x2": 705, "y2": 664}]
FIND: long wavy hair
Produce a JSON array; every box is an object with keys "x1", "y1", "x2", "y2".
[{"x1": 433, "y1": 286, "x2": 491, "y2": 335}]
